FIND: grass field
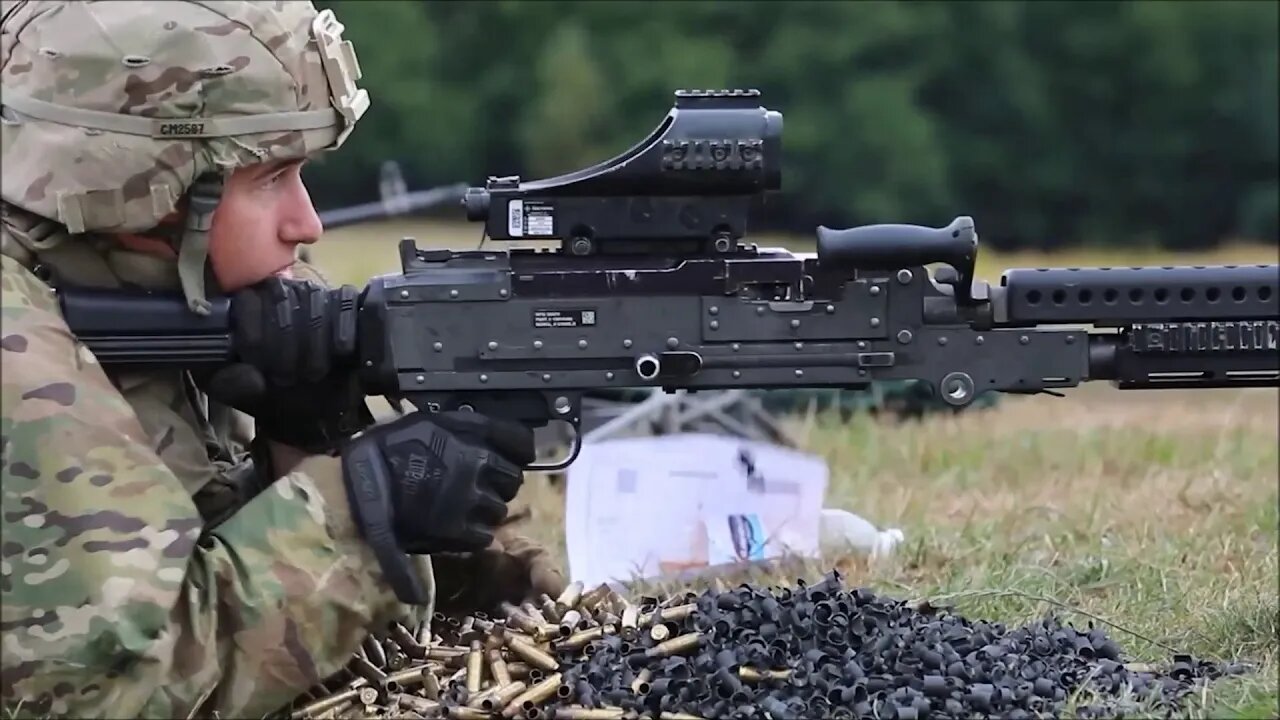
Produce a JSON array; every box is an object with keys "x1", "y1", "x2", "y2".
[{"x1": 310, "y1": 223, "x2": 1278, "y2": 718}]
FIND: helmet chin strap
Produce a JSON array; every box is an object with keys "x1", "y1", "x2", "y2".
[{"x1": 177, "y1": 173, "x2": 224, "y2": 315}]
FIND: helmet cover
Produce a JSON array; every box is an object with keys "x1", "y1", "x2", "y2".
[{"x1": 0, "y1": 0, "x2": 369, "y2": 235}]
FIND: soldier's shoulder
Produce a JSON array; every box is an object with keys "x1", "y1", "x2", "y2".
[
  {"x1": 1, "y1": 253, "x2": 60, "y2": 315},
  {"x1": 0, "y1": 255, "x2": 208, "y2": 718},
  {"x1": 1, "y1": 254, "x2": 87, "y2": 428},
  {"x1": 1, "y1": 251, "x2": 157, "y2": 455}
]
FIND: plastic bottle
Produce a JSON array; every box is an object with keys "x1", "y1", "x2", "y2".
[{"x1": 819, "y1": 508, "x2": 905, "y2": 560}]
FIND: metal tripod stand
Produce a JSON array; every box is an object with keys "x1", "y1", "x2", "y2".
[{"x1": 579, "y1": 389, "x2": 798, "y2": 447}]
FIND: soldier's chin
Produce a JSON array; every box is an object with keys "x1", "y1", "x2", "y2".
[{"x1": 273, "y1": 266, "x2": 294, "y2": 279}]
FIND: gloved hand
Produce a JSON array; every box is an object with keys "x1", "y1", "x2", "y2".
[
  {"x1": 432, "y1": 521, "x2": 568, "y2": 616},
  {"x1": 200, "y1": 277, "x2": 369, "y2": 455},
  {"x1": 340, "y1": 409, "x2": 536, "y2": 604}
]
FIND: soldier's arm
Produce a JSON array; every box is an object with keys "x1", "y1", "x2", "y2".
[{"x1": 0, "y1": 256, "x2": 428, "y2": 719}]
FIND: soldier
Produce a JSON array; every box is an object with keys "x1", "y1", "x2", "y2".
[{"x1": 0, "y1": 1, "x2": 563, "y2": 717}]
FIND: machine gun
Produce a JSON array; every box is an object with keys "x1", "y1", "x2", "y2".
[{"x1": 60, "y1": 89, "x2": 1280, "y2": 471}]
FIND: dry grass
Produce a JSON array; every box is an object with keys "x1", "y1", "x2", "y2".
[{"x1": 309, "y1": 221, "x2": 1279, "y2": 718}]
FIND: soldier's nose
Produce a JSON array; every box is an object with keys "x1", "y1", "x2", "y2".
[{"x1": 280, "y1": 179, "x2": 324, "y2": 245}]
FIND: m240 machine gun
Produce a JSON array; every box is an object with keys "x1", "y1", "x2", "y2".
[{"x1": 60, "y1": 89, "x2": 1280, "y2": 471}]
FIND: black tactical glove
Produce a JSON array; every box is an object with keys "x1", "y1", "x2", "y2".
[
  {"x1": 200, "y1": 277, "x2": 369, "y2": 455},
  {"x1": 431, "y1": 523, "x2": 568, "y2": 616},
  {"x1": 340, "y1": 409, "x2": 536, "y2": 604}
]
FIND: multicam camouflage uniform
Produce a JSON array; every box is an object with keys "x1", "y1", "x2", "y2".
[{"x1": 0, "y1": 2, "x2": 435, "y2": 717}]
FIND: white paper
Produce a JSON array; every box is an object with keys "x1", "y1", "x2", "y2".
[{"x1": 565, "y1": 433, "x2": 828, "y2": 587}]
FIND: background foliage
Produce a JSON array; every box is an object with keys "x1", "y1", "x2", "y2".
[{"x1": 306, "y1": 0, "x2": 1278, "y2": 251}]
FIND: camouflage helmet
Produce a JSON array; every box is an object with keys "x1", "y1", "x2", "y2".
[{"x1": 0, "y1": 0, "x2": 368, "y2": 310}]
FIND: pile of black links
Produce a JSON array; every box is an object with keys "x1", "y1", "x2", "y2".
[
  {"x1": 548, "y1": 573, "x2": 1239, "y2": 719},
  {"x1": 287, "y1": 571, "x2": 1245, "y2": 719}
]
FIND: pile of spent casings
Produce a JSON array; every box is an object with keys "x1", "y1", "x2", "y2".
[{"x1": 284, "y1": 572, "x2": 1242, "y2": 720}]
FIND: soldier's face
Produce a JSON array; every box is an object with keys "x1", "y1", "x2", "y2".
[{"x1": 208, "y1": 159, "x2": 322, "y2": 292}]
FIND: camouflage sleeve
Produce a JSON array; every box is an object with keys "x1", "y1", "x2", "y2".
[{"x1": 0, "y1": 256, "x2": 431, "y2": 719}]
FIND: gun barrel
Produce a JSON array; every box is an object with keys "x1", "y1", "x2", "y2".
[
  {"x1": 999, "y1": 264, "x2": 1278, "y2": 326},
  {"x1": 1086, "y1": 328, "x2": 1278, "y2": 389},
  {"x1": 998, "y1": 264, "x2": 1280, "y2": 389}
]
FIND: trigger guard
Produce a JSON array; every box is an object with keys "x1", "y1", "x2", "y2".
[
  {"x1": 530, "y1": 426, "x2": 582, "y2": 472},
  {"x1": 406, "y1": 390, "x2": 584, "y2": 470}
]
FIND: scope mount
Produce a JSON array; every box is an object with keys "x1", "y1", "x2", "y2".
[{"x1": 463, "y1": 89, "x2": 783, "y2": 257}]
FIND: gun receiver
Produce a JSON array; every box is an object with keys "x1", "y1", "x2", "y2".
[{"x1": 57, "y1": 90, "x2": 1280, "y2": 472}]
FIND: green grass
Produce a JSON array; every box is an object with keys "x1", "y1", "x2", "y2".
[
  {"x1": 307, "y1": 222, "x2": 1279, "y2": 718},
  {"x1": 513, "y1": 387, "x2": 1278, "y2": 718}
]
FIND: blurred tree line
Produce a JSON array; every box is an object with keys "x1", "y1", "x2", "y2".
[{"x1": 307, "y1": 0, "x2": 1277, "y2": 251}]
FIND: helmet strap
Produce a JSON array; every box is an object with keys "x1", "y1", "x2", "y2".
[{"x1": 177, "y1": 172, "x2": 224, "y2": 315}]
